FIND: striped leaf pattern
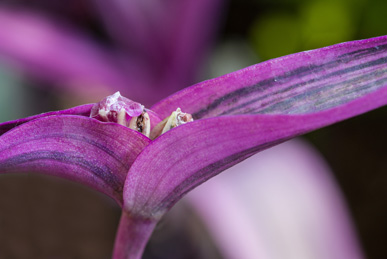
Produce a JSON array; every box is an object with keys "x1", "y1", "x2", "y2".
[
  {"x1": 129, "y1": 36, "x2": 387, "y2": 217},
  {"x1": 152, "y1": 36, "x2": 387, "y2": 119}
]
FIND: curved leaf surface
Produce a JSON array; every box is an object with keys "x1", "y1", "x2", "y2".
[
  {"x1": 152, "y1": 35, "x2": 387, "y2": 119},
  {"x1": 0, "y1": 115, "x2": 151, "y2": 205},
  {"x1": 0, "y1": 104, "x2": 93, "y2": 136},
  {"x1": 126, "y1": 71, "x2": 387, "y2": 219}
]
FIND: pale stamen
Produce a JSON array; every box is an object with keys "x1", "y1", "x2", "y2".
[{"x1": 150, "y1": 108, "x2": 193, "y2": 139}]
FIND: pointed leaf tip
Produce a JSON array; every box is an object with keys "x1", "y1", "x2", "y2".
[
  {"x1": 0, "y1": 104, "x2": 94, "y2": 136},
  {"x1": 124, "y1": 84, "x2": 387, "y2": 217},
  {"x1": 124, "y1": 36, "x2": 387, "y2": 218},
  {"x1": 152, "y1": 35, "x2": 387, "y2": 119}
]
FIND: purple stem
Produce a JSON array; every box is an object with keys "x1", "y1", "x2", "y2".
[{"x1": 112, "y1": 210, "x2": 157, "y2": 259}]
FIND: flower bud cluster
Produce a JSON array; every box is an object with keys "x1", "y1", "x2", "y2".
[{"x1": 91, "y1": 92, "x2": 192, "y2": 139}]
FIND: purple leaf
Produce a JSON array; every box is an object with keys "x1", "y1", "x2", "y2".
[
  {"x1": 92, "y1": 0, "x2": 224, "y2": 102},
  {"x1": 186, "y1": 140, "x2": 364, "y2": 259},
  {"x1": 92, "y1": 0, "x2": 164, "y2": 59},
  {"x1": 0, "y1": 115, "x2": 151, "y2": 205},
  {"x1": 152, "y1": 36, "x2": 387, "y2": 118},
  {"x1": 93, "y1": 0, "x2": 222, "y2": 71},
  {"x1": 0, "y1": 104, "x2": 93, "y2": 136},
  {"x1": 0, "y1": 0, "x2": 224, "y2": 105},
  {"x1": 1, "y1": 35, "x2": 387, "y2": 258},
  {"x1": 0, "y1": 8, "x2": 149, "y2": 99},
  {"x1": 126, "y1": 36, "x2": 387, "y2": 218}
]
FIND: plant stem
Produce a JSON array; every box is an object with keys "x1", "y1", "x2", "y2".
[{"x1": 112, "y1": 210, "x2": 157, "y2": 259}]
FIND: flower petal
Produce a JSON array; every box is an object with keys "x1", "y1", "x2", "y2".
[
  {"x1": 0, "y1": 104, "x2": 93, "y2": 136},
  {"x1": 0, "y1": 115, "x2": 151, "y2": 205},
  {"x1": 152, "y1": 35, "x2": 387, "y2": 119},
  {"x1": 123, "y1": 84, "x2": 387, "y2": 218}
]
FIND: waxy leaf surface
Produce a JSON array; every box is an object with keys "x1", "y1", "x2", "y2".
[
  {"x1": 0, "y1": 116, "x2": 151, "y2": 205},
  {"x1": 153, "y1": 36, "x2": 387, "y2": 118},
  {"x1": 126, "y1": 36, "x2": 387, "y2": 218}
]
